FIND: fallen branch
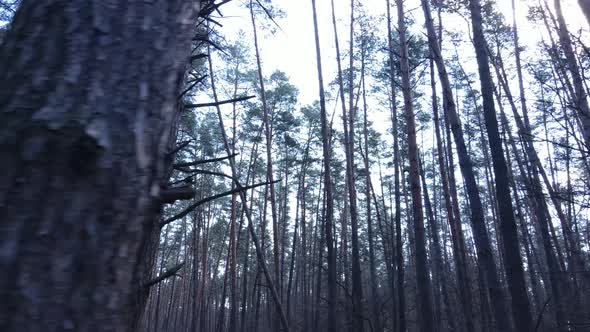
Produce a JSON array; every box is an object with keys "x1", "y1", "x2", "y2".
[
  {"x1": 184, "y1": 95, "x2": 255, "y2": 109},
  {"x1": 142, "y1": 262, "x2": 185, "y2": 289}
]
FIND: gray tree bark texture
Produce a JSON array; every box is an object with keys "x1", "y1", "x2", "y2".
[{"x1": 0, "y1": 1, "x2": 201, "y2": 331}]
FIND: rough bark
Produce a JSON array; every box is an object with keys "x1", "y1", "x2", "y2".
[{"x1": 0, "y1": 1, "x2": 201, "y2": 331}]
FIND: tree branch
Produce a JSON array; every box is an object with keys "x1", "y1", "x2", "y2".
[
  {"x1": 142, "y1": 262, "x2": 185, "y2": 289},
  {"x1": 178, "y1": 75, "x2": 208, "y2": 99},
  {"x1": 159, "y1": 185, "x2": 195, "y2": 204},
  {"x1": 167, "y1": 140, "x2": 191, "y2": 157},
  {"x1": 173, "y1": 168, "x2": 234, "y2": 180},
  {"x1": 184, "y1": 95, "x2": 255, "y2": 109},
  {"x1": 173, "y1": 153, "x2": 237, "y2": 168},
  {"x1": 160, "y1": 180, "x2": 277, "y2": 227}
]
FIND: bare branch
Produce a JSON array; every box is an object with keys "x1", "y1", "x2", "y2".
[
  {"x1": 173, "y1": 153, "x2": 237, "y2": 168},
  {"x1": 172, "y1": 168, "x2": 234, "y2": 180},
  {"x1": 159, "y1": 185, "x2": 195, "y2": 204},
  {"x1": 167, "y1": 140, "x2": 191, "y2": 157},
  {"x1": 184, "y1": 95, "x2": 255, "y2": 109},
  {"x1": 160, "y1": 180, "x2": 277, "y2": 227},
  {"x1": 142, "y1": 262, "x2": 185, "y2": 289}
]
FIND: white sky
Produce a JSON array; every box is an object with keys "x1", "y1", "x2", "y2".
[
  {"x1": 209, "y1": 0, "x2": 589, "y2": 172},
  {"x1": 216, "y1": 0, "x2": 588, "y2": 107},
  {"x1": 208, "y1": 0, "x2": 590, "y2": 226}
]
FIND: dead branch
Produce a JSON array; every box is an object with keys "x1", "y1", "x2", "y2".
[
  {"x1": 167, "y1": 140, "x2": 191, "y2": 157},
  {"x1": 173, "y1": 153, "x2": 237, "y2": 168},
  {"x1": 160, "y1": 180, "x2": 276, "y2": 228},
  {"x1": 159, "y1": 185, "x2": 195, "y2": 204},
  {"x1": 184, "y1": 95, "x2": 255, "y2": 109},
  {"x1": 142, "y1": 262, "x2": 185, "y2": 289}
]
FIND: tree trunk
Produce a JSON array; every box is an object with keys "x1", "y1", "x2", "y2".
[
  {"x1": 0, "y1": 1, "x2": 201, "y2": 331},
  {"x1": 419, "y1": 156, "x2": 444, "y2": 331},
  {"x1": 468, "y1": 0, "x2": 534, "y2": 330},
  {"x1": 311, "y1": 0, "x2": 337, "y2": 330},
  {"x1": 330, "y1": 0, "x2": 350, "y2": 303},
  {"x1": 249, "y1": 1, "x2": 282, "y2": 308},
  {"x1": 362, "y1": 67, "x2": 382, "y2": 332},
  {"x1": 429, "y1": 51, "x2": 474, "y2": 332},
  {"x1": 209, "y1": 41, "x2": 290, "y2": 332},
  {"x1": 553, "y1": 0, "x2": 590, "y2": 151},
  {"x1": 347, "y1": 1, "x2": 364, "y2": 330},
  {"x1": 420, "y1": 0, "x2": 512, "y2": 329},
  {"x1": 396, "y1": 1, "x2": 435, "y2": 331},
  {"x1": 385, "y1": 1, "x2": 406, "y2": 330}
]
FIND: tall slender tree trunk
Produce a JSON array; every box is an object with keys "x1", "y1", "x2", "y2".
[
  {"x1": 374, "y1": 160, "x2": 397, "y2": 332},
  {"x1": 419, "y1": 156, "x2": 444, "y2": 331},
  {"x1": 385, "y1": 1, "x2": 406, "y2": 330},
  {"x1": 228, "y1": 62, "x2": 240, "y2": 332},
  {"x1": 249, "y1": 0, "x2": 282, "y2": 305},
  {"x1": 429, "y1": 52, "x2": 474, "y2": 332},
  {"x1": 497, "y1": 106, "x2": 542, "y2": 315},
  {"x1": 553, "y1": 0, "x2": 590, "y2": 151},
  {"x1": 313, "y1": 165, "x2": 326, "y2": 332},
  {"x1": 152, "y1": 227, "x2": 171, "y2": 332},
  {"x1": 396, "y1": 2, "x2": 435, "y2": 331},
  {"x1": 420, "y1": 0, "x2": 512, "y2": 329},
  {"x1": 208, "y1": 42, "x2": 290, "y2": 332},
  {"x1": 300, "y1": 155, "x2": 312, "y2": 331},
  {"x1": 287, "y1": 146, "x2": 308, "y2": 323},
  {"x1": 330, "y1": 0, "x2": 351, "y2": 302},
  {"x1": 239, "y1": 223, "x2": 250, "y2": 332},
  {"x1": 468, "y1": 0, "x2": 534, "y2": 330},
  {"x1": 346, "y1": 1, "x2": 364, "y2": 330},
  {"x1": 492, "y1": 61, "x2": 569, "y2": 331},
  {"x1": 311, "y1": 0, "x2": 337, "y2": 330},
  {"x1": 362, "y1": 66, "x2": 382, "y2": 332}
]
